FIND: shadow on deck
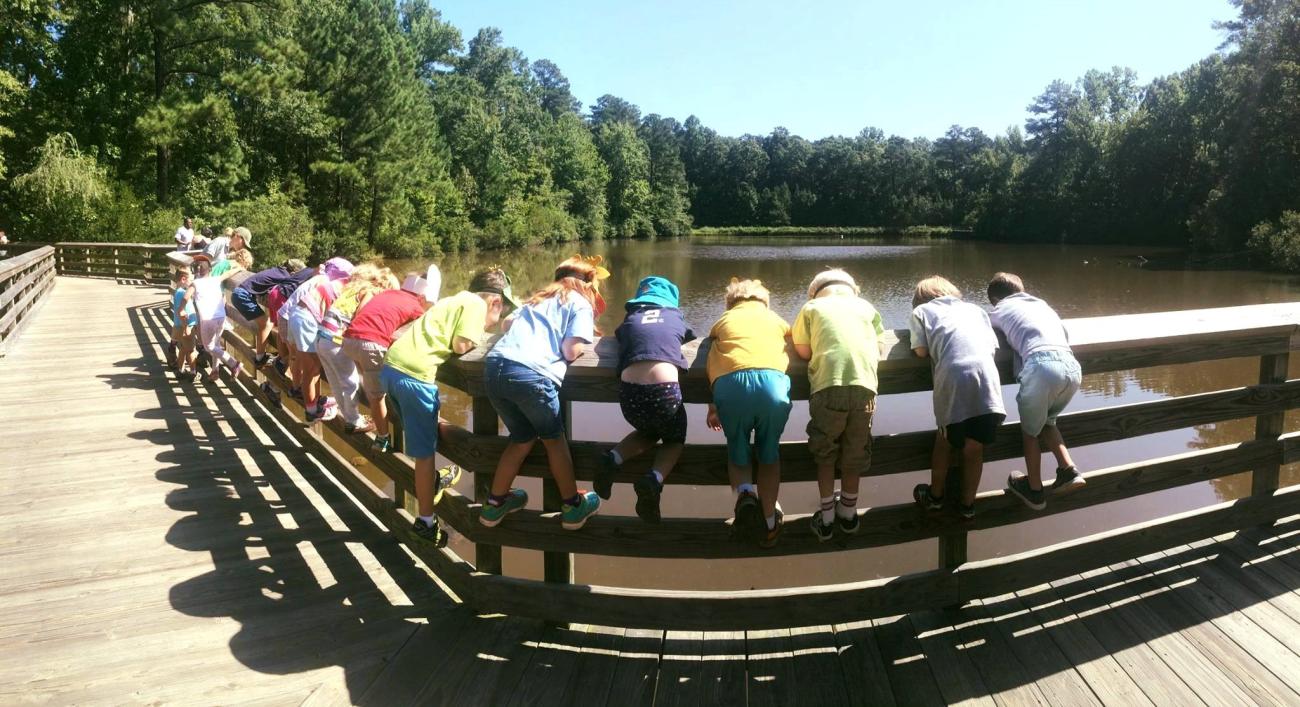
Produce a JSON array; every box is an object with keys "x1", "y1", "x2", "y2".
[{"x1": 107, "y1": 299, "x2": 1300, "y2": 704}]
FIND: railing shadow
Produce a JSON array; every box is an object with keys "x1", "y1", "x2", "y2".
[{"x1": 112, "y1": 298, "x2": 1300, "y2": 704}]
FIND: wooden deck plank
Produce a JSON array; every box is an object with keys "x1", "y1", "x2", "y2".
[
  {"x1": 967, "y1": 594, "x2": 1100, "y2": 707},
  {"x1": 906, "y1": 610, "x2": 997, "y2": 706},
  {"x1": 745, "y1": 628, "x2": 798, "y2": 707},
  {"x1": 656, "y1": 630, "x2": 705, "y2": 706},
  {"x1": 697, "y1": 629, "x2": 747, "y2": 707},
  {"x1": 871, "y1": 614, "x2": 946, "y2": 707},
  {"x1": 558, "y1": 624, "x2": 628, "y2": 705},
  {"x1": 606, "y1": 627, "x2": 663, "y2": 707},
  {"x1": 504, "y1": 623, "x2": 593, "y2": 707},
  {"x1": 830, "y1": 620, "x2": 897, "y2": 707}
]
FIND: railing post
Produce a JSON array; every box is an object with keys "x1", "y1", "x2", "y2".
[
  {"x1": 543, "y1": 399, "x2": 575, "y2": 586},
  {"x1": 1252, "y1": 352, "x2": 1290, "y2": 499},
  {"x1": 472, "y1": 396, "x2": 503, "y2": 574},
  {"x1": 937, "y1": 463, "x2": 968, "y2": 570}
]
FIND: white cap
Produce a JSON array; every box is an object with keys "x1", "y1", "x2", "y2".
[
  {"x1": 424, "y1": 264, "x2": 441, "y2": 304},
  {"x1": 401, "y1": 274, "x2": 427, "y2": 297}
]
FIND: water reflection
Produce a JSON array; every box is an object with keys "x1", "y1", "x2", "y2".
[{"x1": 377, "y1": 236, "x2": 1300, "y2": 589}]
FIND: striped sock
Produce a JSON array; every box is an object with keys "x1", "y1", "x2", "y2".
[
  {"x1": 820, "y1": 496, "x2": 835, "y2": 524},
  {"x1": 837, "y1": 492, "x2": 859, "y2": 519}
]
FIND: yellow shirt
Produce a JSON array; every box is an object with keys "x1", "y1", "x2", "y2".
[{"x1": 706, "y1": 301, "x2": 791, "y2": 383}]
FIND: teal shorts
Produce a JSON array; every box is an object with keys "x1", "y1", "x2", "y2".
[{"x1": 713, "y1": 368, "x2": 792, "y2": 466}]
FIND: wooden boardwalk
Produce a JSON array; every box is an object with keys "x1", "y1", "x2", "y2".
[{"x1": 4, "y1": 276, "x2": 1300, "y2": 705}]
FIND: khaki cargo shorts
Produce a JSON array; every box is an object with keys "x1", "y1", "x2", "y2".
[
  {"x1": 806, "y1": 385, "x2": 876, "y2": 474},
  {"x1": 342, "y1": 338, "x2": 388, "y2": 399}
]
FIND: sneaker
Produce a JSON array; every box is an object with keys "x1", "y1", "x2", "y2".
[
  {"x1": 594, "y1": 451, "x2": 618, "y2": 500},
  {"x1": 345, "y1": 417, "x2": 375, "y2": 434},
  {"x1": 1007, "y1": 474, "x2": 1046, "y2": 511},
  {"x1": 958, "y1": 502, "x2": 976, "y2": 520},
  {"x1": 913, "y1": 483, "x2": 944, "y2": 511},
  {"x1": 206, "y1": 365, "x2": 222, "y2": 383},
  {"x1": 1051, "y1": 466, "x2": 1086, "y2": 492},
  {"x1": 480, "y1": 488, "x2": 528, "y2": 527},
  {"x1": 227, "y1": 360, "x2": 243, "y2": 380},
  {"x1": 259, "y1": 381, "x2": 281, "y2": 408},
  {"x1": 836, "y1": 510, "x2": 861, "y2": 535},
  {"x1": 759, "y1": 509, "x2": 784, "y2": 548},
  {"x1": 371, "y1": 435, "x2": 392, "y2": 453},
  {"x1": 561, "y1": 491, "x2": 601, "y2": 530},
  {"x1": 434, "y1": 465, "x2": 462, "y2": 505},
  {"x1": 810, "y1": 512, "x2": 835, "y2": 542},
  {"x1": 732, "y1": 491, "x2": 763, "y2": 542},
  {"x1": 317, "y1": 400, "x2": 339, "y2": 422},
  {"x1": 633, "y1": 473, "x2": 662, "y2": 523},
  {"x1": 411, "y1": 518, "x2": 448, "y2": 548},
  {"x1": 254, "y1": 352, "x2": 271, "y2": 367},
  {"x1": 176, "y1": 366, "x2": 195, "y2": 382},
  {"x1": 287, "y1": 387, "x2": 303, "y2": 401},
  {"x1": 272, "y1": 356, "x2": 289, "y2": 377}
]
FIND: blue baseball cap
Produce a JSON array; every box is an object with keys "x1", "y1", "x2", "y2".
[{"x1": 626, "y1": 276, "x2": 680, "y2": 310}]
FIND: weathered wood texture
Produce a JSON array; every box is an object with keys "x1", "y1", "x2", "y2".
[
  {"x1": 53, "y1": 242, "x2": 173, "y2": 282},
  {"x1": 0, "y1": 246, "x2": 56, "y2": 357}
]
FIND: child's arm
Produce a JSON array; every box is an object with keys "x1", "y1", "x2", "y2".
[
  {"x1": 909, "y1": 308, "x2": 929, "y2": 358},
  {"x1": 790, "y1": 306, "x2": 812, "y2": 360},
  {"x1": 793, "y1": 344, "x2": 813, "y2": 360},
  {"x1": 706, "y1": 404, "x2": 722, "y2": 431},
  {"x1": 452, "y1": 337, "x2": 477, "y2": 355},
  {"x1": 561, "y1": 337, "x2": 586, "y2": 362}
]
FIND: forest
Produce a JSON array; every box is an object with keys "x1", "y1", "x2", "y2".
[{"x1": 1, "y1": 0, "x2": 1298, "y2": 269}]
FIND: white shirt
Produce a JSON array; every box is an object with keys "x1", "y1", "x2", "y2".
[
  {"x1": 192, "y1": 276, "x2": 226, "y2": 321},
  {"x1": 989, "y1": 292, "x2": 1071, "y2": 375},
  {"x1": 174, "y1": 226, "x2": 194, "y2": 248},
  {"x1": 909, "y1": 296, "x2": 1005, "y2": 427}
]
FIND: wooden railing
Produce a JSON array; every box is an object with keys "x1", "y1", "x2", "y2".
[
  {"x1": 211, "y1": 300, "x2": 1300, "y2": 629},
  {"x1": 54, "y1": 242, "x2": 174, "y2": 282},
  {"x1": 0, "y1": 246, "x2": 58, "y2": 357}
]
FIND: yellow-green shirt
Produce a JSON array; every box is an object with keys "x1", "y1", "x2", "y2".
[
  {"x1": 792, "y1": 294, "x2": 885, "y2": 394},
  {"x1": 384, "y1": 291, "x2": 486, "y2": 383},
  {"x1": 705, "y1": 301, "x2": 791, "y2": 383}
]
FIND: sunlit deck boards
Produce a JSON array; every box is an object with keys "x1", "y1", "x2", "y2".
[{"x1": 2, "y1": 276, "x2": 1300, "y2": 705}]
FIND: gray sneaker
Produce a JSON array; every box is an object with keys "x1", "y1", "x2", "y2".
[
  {"x1": 1007, "y1": 474, "x2": 1046, "y2": 510},
  {"x1": 1051, "y1": 466, "x2": 1086, "y2": 492}
]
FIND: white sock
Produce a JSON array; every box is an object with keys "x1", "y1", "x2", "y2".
[
  {"x1": 609, "y1": 449, "x2": 623, "y2": 465},
  {"x1": 765, "y1": 513, "x2": 776, "y2": 530},
  {"x1": 837, "y1": 492, "x2": 859, "y2": 519},
  {"x1": 418, "y1": 514, "x2": 434, "y2": 525},
  {"x1": 820, "y1": 496, "x2": 835, "y2": 524},
  {"x1": 651, "y1": 469, "x2": 664, "y2": 485},
  {"x1": 736, "y1": 482, "x2": 756, "y2": 497}
]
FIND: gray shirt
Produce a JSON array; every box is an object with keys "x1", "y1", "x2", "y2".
[
  {"x1": 909, "y1": 296, "x2": 1005, "y2": 427},
  {"x1": 205, "y1": 236, "x2": 232, "y2": 262},
  {"x1": 989, "y1": 292, "x2": 1071, "y2": 375}
]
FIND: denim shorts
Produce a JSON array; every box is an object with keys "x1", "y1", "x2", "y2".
[
  {"x1": 287, "y1": 308, "x2": 320, "y2": 353},
  {"x1": 485, "y1": 356, "x2": 565, "y2": 442},
  {"x1": 231, "y1": 287, "x2": 264, "y2": 320},
  {"x1": 381, "y1": 366, "x2": 440, "y2": 458},
  {"x1": 1017, "y1": 350, "x2": 1082, "y2": 436},
  {"x1": 713, "y1": 368, "x2": 792, "y2": 466}
]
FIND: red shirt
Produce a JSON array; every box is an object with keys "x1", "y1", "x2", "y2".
[{"x1": 344, "y1": 290, "x2": 425, "y2": 347}]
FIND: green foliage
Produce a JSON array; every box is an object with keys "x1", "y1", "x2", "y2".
[
  {"x1": 1247, "y1": 211, "x2": 1300, "y2": 271},
  {"x1": 12, "y1": 134, "x2": 110, "y2": 241},
  {"x1": 209, "y1": 190, "x2": 314, "y2": 269}
]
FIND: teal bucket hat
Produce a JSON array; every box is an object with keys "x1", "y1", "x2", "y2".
[{"x1": 626, "y1": 276, "x2": 680, "y2": 310}]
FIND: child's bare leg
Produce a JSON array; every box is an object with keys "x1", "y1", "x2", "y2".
[
  {"x1": 727, "y1": 461, "x2": 753, "y2": 491},
  {"x1": 255, "y1": 316, "x2": 271, "y2": 356},
  {"x1": 372, "y1": 393, "x2": 389, "y2": 436},
  {"x1": 414, "y1": 456, "x2": 437, "y2": 517},
  {"x1": 1023, "y1": 432, "x2": 1044, "y2": 490},
  {"x1": 841, "y1": 466, "x2": 862, "y2": 497},
  {"x1": 651, "y1": 442, "x2": 685, "y2": 480},
  {"x1": 961, "y1": 440, "x2": 984, "y2": 505},
  {"x1": 541, "y1": 437, "x2": 578, "y2": 498},
  {"x1": 930, "y1": 438, "x2": 953, "y2": 498},
  {"x1": 302, "y1": 353, "x2": 322, "y2": 407},
  {"x1": 756, "y1": 461, "x2": 781, "y2": 518},
  {"x1": 1039, "y1": 425, "x2": 1076, "y2": 470},
  {"x1": 613, "y1": 430, "x2": 656, "y2": 464},
  {"x1": 491, "y1": 440, "x2": 535, "y2": 495}
]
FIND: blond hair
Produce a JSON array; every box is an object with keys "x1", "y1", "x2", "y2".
[
  {"x1": 341, "y1": 262, "x2": 390, "y2": 301},
  {"x1": 807, "y1": 268, "x2": 858, "y2": 299},
  {"x1": 222, "y1": 226, "x2": 234, "y2": 237},
  {"x1": 912, "y1": 275, "x2": 961, "y2": 308},
  {"x1": 231, "y1": 249, "x2": 254, "y2": 270},
  {"x1": 725, "y1": 278, "x2": 770, "y2": 309},
  {"x1": 378, "y1": 267, "x2": 400, "y2": 290},
  {"x1": 172, "y1": 266, "x2": 192, "y2": 284},
  {"x1": 525, "y1": 256, "x2": 599, "y2": 309}
]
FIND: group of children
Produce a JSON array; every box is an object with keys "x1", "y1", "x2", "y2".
[{"x1": 169, "y1": 239, "x2": 1087, "y2": 550}]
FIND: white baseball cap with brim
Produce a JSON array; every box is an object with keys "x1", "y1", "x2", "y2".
[{"x1": 401, "y1": 264, "x2": 442, "y2": 303}]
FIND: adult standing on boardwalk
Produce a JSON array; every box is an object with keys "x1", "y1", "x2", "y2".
[{"x1": 173, "y1": 217, "x2": 194, "y2": 251}]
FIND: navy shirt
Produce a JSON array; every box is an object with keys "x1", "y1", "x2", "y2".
[
  {"x1": 239, "y1": 267, "x2": 314, "y2": 296},
  {"x1": 615, "y1": 305, "x2": 696, "y2": 373}
]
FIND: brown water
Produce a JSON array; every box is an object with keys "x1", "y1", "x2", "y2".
[{"x1": 388, "y1": 235, "x2": 1300, "y2": 590}]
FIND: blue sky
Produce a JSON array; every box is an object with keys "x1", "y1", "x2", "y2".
[{"x1": 431, "y1": 0, "x2": 1234, "y2": 140}]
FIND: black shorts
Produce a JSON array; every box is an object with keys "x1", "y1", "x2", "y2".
[
  {"x1": 619, "y1": 381, "x2": 687, "y2": 444},
  {"x1": 944, "y1": 412, "x2": 1005, "y2": 449}
]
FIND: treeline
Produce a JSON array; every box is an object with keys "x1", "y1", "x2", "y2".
[{"x1": 1, "y1": 1, "x2": 1298, "y2": 268}]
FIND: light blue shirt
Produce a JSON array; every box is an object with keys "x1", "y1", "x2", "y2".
[
  {"x1": 172, "y1": 288, "x2": 197, "y2": 328},
  {"x1": 488, "y1": 294, "x2": 595, "y2": 384},
  {"x1": 989, "y1": 292, "x2": 1071, "y2": 375},
  {"x1": 909, "y1": 296, "x2": 1005, "y2": 427}
]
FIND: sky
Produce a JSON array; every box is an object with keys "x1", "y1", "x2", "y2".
[{"x1": 431, "y1": 0, "x2": 1235, "y2": 141}]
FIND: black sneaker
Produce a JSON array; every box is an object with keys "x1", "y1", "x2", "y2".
[
  {"x1": 810, "y1": 512, "x2": 835, "y2": 542},
  {"x1": 254, "y1": 352, "x2": 271, "y2": 367},
  {"x1": 1051, "y1": 466, "x2": 1086, "y2": 492},
  {"x1": 836, "y1": 511, "x2": 860, "y2": 535},
  {"x1": 411, "y1": 518, "x2": 448, "y2": 548},
  {"x1": 913, "y1": 483, "x2": 944, "y2": 511},
  {"x1": 272, "y1": 356, "x2": 289, "y2": 377},
  {"x1": 1007, "y1": 474, "x2": 1046, "y2": 510},
  {"x1": 165, "y1": 341, "x2": 178, "y2": 369},
  {"x1": 259, "y1": 381, "x2": 282, "y2": 408},
  {"x1": 958, "y1": 502, "x2": 976, "y2": 520},
  {"x1": 733, "y1": 491, "x2": 763, "y2": 542},
  {"x1": 633, "y1": 473, "x2": 662, "y2": 523},
  {"x1": 594, "y1": 451, "x2": 618, "y2": 500}
]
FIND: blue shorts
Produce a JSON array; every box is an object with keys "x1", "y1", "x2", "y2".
[
  {"x1": 381, "y1": 366, "x2": 440, "y2": 458},
  {"x1": 1017, "y1": 350, "x2": 1081, "y2": 436},
  {"x1": 287, "y1": 308, "x2": 320, "y2": 353},
  {"x1": 485, "y1": 356, "x2": 565, "y2": 442},
  {"x1": 231, "y1": 287, "x2": 264, "y2": 320},
  {"x1": 713, "y1": 368, "x2": 792, "y2": 466}
]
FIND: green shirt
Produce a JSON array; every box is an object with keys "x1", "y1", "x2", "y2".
[
  {"x1": 209, "y1": 260, "x2": 234, "y2": 277},
  {"x1": 384, "y1": 291, "x2": 486, "y2": 383},
  {"x1": 791, "y1": 294, "x2": 885, "y2": 395}
]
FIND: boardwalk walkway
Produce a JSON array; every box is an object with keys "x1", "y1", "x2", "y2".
[{"x1": 4, "y1": 276, "x2": 1300, "y2": 705}]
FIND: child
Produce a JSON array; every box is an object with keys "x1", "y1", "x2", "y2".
[
  {"x1": 791, "y1": 269, "x2": 884, "y2": 540},
  {"x1": 909, "y1": 275, "x2": 1005, "y2": 520},
  {"x1": 282, "y1": 257, "x2": 354, "y2": 422},
  {"x1": 480, "y1": 256, "x2": 601, "y2": 531},
  {"x1": 988, "y1": 272, "x2": 1085, "y2": 510},
  {"x1": 170, "y1": 267, "x2": 198, "y2": 379},
  {"x1": 342, "y1": 266, "x2": 439, "y2": 451},
  {"x1": 185, "y1": 255, "x2": 246, "y2": 383},
  {"x1": 595, "y1": 276, "x2": 696, "y2": 523},
  {"x1": 705, "y1": 278, "x2": 792, "y2": 548},
  {"x1": 231, "y1": 258, "x2": 310, "y2": 366},
  {"x1": 316, "y1": 264, "x2": 397, "y2": 434},
  {"x1": 381, "y1": 268, "x2": 514, "y2": 544}
]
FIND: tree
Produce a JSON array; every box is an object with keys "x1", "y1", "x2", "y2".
[
  {"x1": 590, "y1": 94, "x2": 641, "y2": 127},
  {"x1": 594, "y1": 121, "x2": 653, "y2": 237}
]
